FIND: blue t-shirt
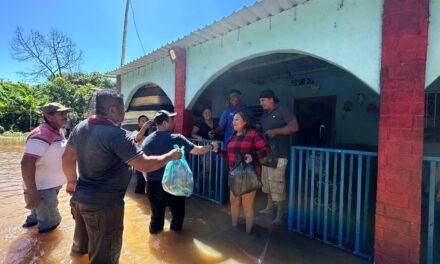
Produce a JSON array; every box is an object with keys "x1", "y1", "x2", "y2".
[
  {"x1": 219, "y1": 106, "x2": 253, "y2": 146},
  {"x1": 67, "y1": 117, "x2": 141, "y2": 207},
  {"x1": 141, "y1": 130, "x2": 195, "y2": 181}
]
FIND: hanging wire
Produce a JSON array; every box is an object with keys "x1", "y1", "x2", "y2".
[{"x1": 130, "y1": 1, "x2": 146, "y2": 55}]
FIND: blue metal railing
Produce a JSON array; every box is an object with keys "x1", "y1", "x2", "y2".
[
  {"x1": 188, "y1": 139, "x2": 225, "y2": 205},
  {"x1": 288, "y1": 146, "x2": 377, "y2": 260},
  {"x1": 421, "y1": 156, "x2": 440, "y2": 264}
]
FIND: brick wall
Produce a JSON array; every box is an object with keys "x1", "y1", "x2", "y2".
[
  {"x1": 174, "y1": 48, "x2": 187, "y2": 134},
  {"x1": 116, "y1": 75, "x2": 121, "y2": 94},
  {"x1": 375, "y1": 0, "x2": 429, "y2": 263}
]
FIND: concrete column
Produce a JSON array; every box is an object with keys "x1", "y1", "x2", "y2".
[{"x1": 375, "y1": 0, "x2": 429, "y2": 263}]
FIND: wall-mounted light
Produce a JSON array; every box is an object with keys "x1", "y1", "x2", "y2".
[
  {"x1": 311, "y1": 84, "x2": 320, "y2": 93},
  {"x1": 168, "y1": 47, "x2": 178, "y2": 63}
]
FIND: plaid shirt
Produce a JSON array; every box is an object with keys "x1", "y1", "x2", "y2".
[{"x1": 219, "y1": 129, "x2": 269, "y2": 175}]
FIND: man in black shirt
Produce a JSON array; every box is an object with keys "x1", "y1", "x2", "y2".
[{"x1": 259, "y1": 90, "x2": 299, "y2": 225}]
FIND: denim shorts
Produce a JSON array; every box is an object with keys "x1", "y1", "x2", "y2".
[{"x1": 24, "y1": 186, "x2": 62, "y2": 231}]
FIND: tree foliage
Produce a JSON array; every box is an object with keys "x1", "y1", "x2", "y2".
[
  {"x1": 11, "y1": 27, "x2": 83, "y2": 81},
  {"x1": 0, "y1": 72, "x2": 114, "y2": 132}
]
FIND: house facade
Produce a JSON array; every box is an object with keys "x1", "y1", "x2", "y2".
[{"x1": 106, "y1": 0, "x2": 440, "y2": 263}]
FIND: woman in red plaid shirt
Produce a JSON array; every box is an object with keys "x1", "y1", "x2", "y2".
[{"x1": 217, "y1": 111, "x2": 269, "y2": 233}]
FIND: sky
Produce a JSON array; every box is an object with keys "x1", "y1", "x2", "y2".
[{"x1": 0, "y1": 0, "x2": 257, "y2": 83}]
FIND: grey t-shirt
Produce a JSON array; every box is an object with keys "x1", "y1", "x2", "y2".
[
  {"x1": 260, "y1": 106, "x2": 296, "y2": 158},
  {"x1": 68, "y1": 117, "x2": 141, "y2": 207}
]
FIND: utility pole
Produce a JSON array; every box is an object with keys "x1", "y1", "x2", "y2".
[{"x1": 121, "y1": 0, "x2": 131, "y2": 66}]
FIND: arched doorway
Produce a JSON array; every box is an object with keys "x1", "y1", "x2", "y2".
[
  {"x1": 191, "y1": 52, "x2": 379, "y2": 151},
  {"x1": 123, "y1": 83, "x2": 174, "y2": 130},
  {"x1": 189, "y1": 52, "x2": 380, "y2": 257}
]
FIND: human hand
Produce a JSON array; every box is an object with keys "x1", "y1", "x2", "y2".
[
  {"x1": 244, "y1": 154, "x2": 253, "y2": 164},
  {"x1": 210, "y1": 142, "x2": 219, "y2": 152},
  {"x1": 208, "y1": 130, "x2": 215, "y2": 138},
  {"x1": 265, "y1": 129, "x2": 277, "y2": 139},
  {"x1": 143, "y1": 120, "x2": 153, "y2": 129},
  {"x1": 168, "y1": 148, "x2": 182, "y2": 161},
  {"x1": 195, "y1": 135, "x2": 203, "y2": 141},
  {"x1": 66, "y1": 182, "x2": 77, "y2": 195},
  {"x1": 25, "y1": 190, "x2": 40, "y2": 209}
]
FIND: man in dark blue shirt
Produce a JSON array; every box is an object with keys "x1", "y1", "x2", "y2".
[{"x1": 142, "y1": 110, "x2": 218, "y2": 234}]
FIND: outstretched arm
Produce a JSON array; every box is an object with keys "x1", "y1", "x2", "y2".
[{"x1": 128, "y1": 148, "x2": 182, "y2": 172}]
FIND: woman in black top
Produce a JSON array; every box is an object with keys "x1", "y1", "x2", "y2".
[{"x1": 191, "y1": 107, "x2": 220, "y2": 141}]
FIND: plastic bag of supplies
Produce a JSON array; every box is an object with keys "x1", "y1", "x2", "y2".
[
  {"x1": 162, "y1": 145, "x2": 194, "y2": 197},
  {"x1": 228, "y1": 160, "x2": 262, "y2": 196}
]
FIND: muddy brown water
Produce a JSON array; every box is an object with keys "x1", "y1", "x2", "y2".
[{"x1": 0, "y1": 140, "x2": 368, "y2": 264}]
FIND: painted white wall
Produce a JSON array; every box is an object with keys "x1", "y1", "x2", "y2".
[
  {"x1": 120, "y1": 58, "x2": 175, "y2": 108},
  {"x1": 426, "y1": 0, "x2": 440, "y2": 88},
  {"x1": 186, "y1": 0, "x2": 384, "y2": 108}
]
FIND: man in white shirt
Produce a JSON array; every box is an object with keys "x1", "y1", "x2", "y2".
[{"x1": 21, "y1": 102, "x2": 72, "y2": 233}]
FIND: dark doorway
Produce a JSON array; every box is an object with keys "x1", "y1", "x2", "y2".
[{"x1": 295, "y1": 96, "x2": 336, "y2": 148}]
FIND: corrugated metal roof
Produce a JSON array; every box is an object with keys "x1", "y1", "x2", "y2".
[{"x1": 105, "y1": 0, "x2": 310, "y2": 77}]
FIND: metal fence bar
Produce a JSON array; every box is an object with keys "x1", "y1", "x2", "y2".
[
  {"x1": 288, "y1": 147, "x2": 379, "y2": 259},
  {"x1": 323, "y1": 151, "x2": 330, "y2": 242},
  {"x1": 219, "y1": 152, "x2": 224, "y2": 204},
  {"x1": 317, "y1": 152, "x2": 324, "y2": 235},
  {"x1": 427, "y1": 160, "x2": 436, "y2": 264},
  {"x1": 338, "y1": 153, "x2": 346, "y2": 247},
  {"x1": 346, "y1": 154, "x2": 354, "y2": 243},
  {"x1": 354, "y1": 155, "x2": 363, "y2": 254},
  {"x1": 331, "y1": 152, "x2": 338, "y2": 239},
  {"x1": 362, "y1": 156, "x2": 371, "y2": 248},
  {"x1": 309, "y1": 150, "x2": 316, "y2": 236},
  {"x1": 297, "y1": 149, "x2": 303, "y2": 231},
  {"x1": 288, "y1": 147, "x2": 296, "y2": 231},
  {"x1": 188, "y1": 139, "x2": 224, "y2": 205},
  {"x1": 303, "y1": 150, "x2": 310, "y2": 229}
]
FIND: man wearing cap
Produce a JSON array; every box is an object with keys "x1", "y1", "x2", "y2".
[
  {"x1": 62, "y1": 91, "x2": 182, "y2": 264},
  {"x1": 259, "y1": 90, "x2": 299, "y2": 225},
  {"x1": 141, "y1": 110, "x2": 218, "y2": 234},
  {"x1": 20, "y1": 102, "x2": 72, "y2": 233},
  {"x1": 209, "y1": 89, "x2": 254, "y2": 146}
]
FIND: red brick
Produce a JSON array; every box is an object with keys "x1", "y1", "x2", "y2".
[
  {"x1": 385, "y1": 205, "x2": 420, "y2": 222},
  {"x1": 386, "y1": 128, "x2": 423, "y2": 142},
  {"x1": 385, "y1": 178, "x2": 411, "y2": 194},
  {"x1": 377, "y1": 191, "x2": 409, "y2": 208},
  {"x1": 378, "y1": 0, "x2": 428, "y2": 262},
  {"x1": 376, "y1": 202, "x2": 386, "y2": 215}
]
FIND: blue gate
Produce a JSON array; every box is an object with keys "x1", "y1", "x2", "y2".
[
  {"x1": 421, "y1": 156, "x2": 440, "y2": 264},
  {"x1": 288, "y1": 146, "x2": 377, "y2": 260},
  {"x1": 188, "y1": 139, "x2": 225, "y2": 205}
]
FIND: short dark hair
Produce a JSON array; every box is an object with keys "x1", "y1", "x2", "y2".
[
  {"x1": 228, "y1": 89, "x2": 242, "y2": 96},
  {"x1": 138, "y1": 115, "x2": 148, "y2": 122},
  {"x1": 95, "y1": 90, "x2": 124, "y2": 116}
]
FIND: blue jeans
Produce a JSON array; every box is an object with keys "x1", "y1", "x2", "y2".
[{"x1": 23, "y1": 186, "x2": 62, "y2": 231}]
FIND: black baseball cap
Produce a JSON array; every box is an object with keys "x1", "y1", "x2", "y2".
[
  {"x1": 154, "y1": 110, "x2": 177, "y2": 124},
  {"x1": 259, "y1": 90, "x2": 279, "y2": 102}
]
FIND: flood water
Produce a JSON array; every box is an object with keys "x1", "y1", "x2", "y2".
[{"x1": 0, "y1": 140, "x2": 367, "y2": 264}]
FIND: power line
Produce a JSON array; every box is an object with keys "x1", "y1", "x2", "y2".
[{"x1": 130, "y1": 1, "x2": 146, "y2": 55}]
